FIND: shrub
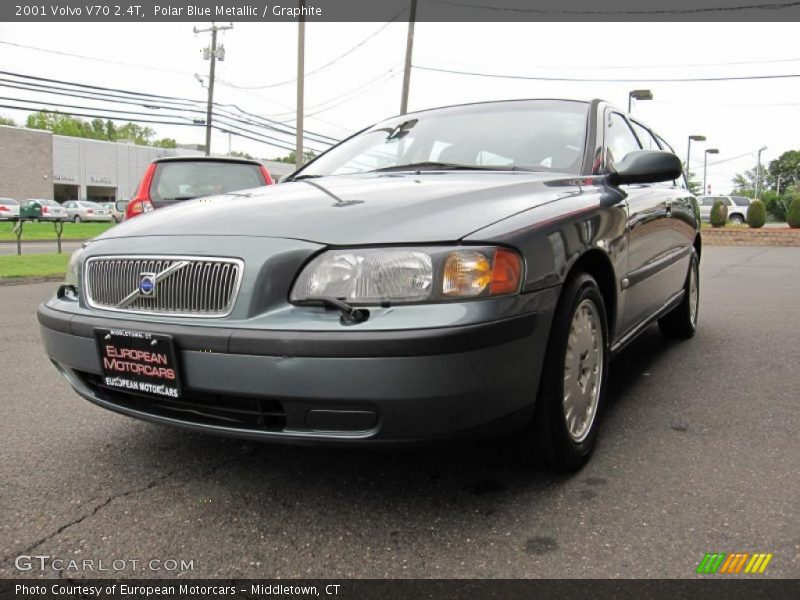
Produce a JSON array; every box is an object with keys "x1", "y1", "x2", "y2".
[
  {"x1": 747, "y1": 200, "x2": 766, "y2": 228},
  {"x1": 710, "y1": 200, "x2": 728, "y2": 227},
  {"x1": 789, "y1": 197, "x2": 800, "y2": 229}
]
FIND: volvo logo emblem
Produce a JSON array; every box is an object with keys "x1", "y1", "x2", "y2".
[
  {"x1": 117, "y1": 261, "x2": 189, "y2": 309},
  {"x1": 138, "y1": 273, "x2": 156, "y2": 297}
]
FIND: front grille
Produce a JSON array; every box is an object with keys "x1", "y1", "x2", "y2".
[
  {"x1": 84, "y1": 255, "x2": 243, "y2": 317},
  {"x1": 77, "y1": 371, "x2": 287, "y2": 432}
]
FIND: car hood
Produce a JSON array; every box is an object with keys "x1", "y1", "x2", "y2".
[{"x1": 99, "y1": 172, "x2": 576, "y2": 245}]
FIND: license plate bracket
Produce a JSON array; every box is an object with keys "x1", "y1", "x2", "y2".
[{"x1": 95, "y1": 328, "x2": 182, "y2": 399}]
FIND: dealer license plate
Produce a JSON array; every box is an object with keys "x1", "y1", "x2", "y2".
[{"x1": 95, "y1": 328, "x2": 182, "y2": 399}]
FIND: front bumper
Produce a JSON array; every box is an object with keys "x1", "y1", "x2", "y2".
[{"x1": 38, "y1": 295, "x2": 556, "y2": 444}]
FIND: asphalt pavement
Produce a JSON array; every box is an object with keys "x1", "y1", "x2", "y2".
[{"x1": 1, "y1": 246, "x2": 798, "y2": 579}]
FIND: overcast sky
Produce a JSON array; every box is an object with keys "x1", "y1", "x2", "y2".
[{"x1": 1, "y1": 21, "x2": 798, "y2": 192}]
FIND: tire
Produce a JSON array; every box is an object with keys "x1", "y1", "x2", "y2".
[
  {"x1": 514, "y1": 273, "x2": 609, "y2": 472},
  {"x1": 729, "y1": 214, "x2": 744, "y2": 225},
  {"x1": 658, "y1": 250, "x2": 699, "y2": 339},
  {"x1": 73, "y1": 215, "x2": 81, "y2": 223}
]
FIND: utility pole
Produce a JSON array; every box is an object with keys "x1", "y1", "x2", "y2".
[
  {"x1": 400, "y1": 0, "x2": 417, "y2": 115},
  {"x1": 296, "y1": 0, "x2": 305, "y2": 170},
  {"x1": 195, "y1": 22, "x2": 233, "y2": 156}
]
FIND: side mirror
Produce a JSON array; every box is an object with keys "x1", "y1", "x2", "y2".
[{"x1": 607, "y1": 150, "x2": 682, "y2": 186}]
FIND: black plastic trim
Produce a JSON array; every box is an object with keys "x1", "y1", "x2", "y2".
[{"x1": 38, "y1": 303, "x2": 537, "y2": 358}]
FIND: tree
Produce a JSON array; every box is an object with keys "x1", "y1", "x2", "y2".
[
  {"x1": 686, "y1": 169, "x2": 702, "y2": 195},
  {"x1": 229, "y1": 150, "x2": 255, "y2": 159},
  {"x1": 731, "y1": 166, "x2": 760, "y2": 196},
  {"x1": 24, "y1": 111, "x2": 177, "y2": 147},
  {"x1": 153, "y1": 138, "x2": 178, "y2": 149},
  {"x1": 767, "y1": 149, "x2": 800, "y2": 192},
  {"x1": 271, "y1": 149, "x2": 316, "y2": 164},
  {"x1": 0, "y1": 115, "x2": 15, "y2": 126}
]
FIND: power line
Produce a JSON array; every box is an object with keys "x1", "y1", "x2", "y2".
[
  {"x1": 0, "y1": 103, "x2": 300, "y2": 153},
  {"x1": 413, "y1": 64, "x2": 800, "y2": 83},
  {"x1": 425, "y1": 55, "x2": 800, "y2": 72},
  {"x1": 306, "y1": 71, "x2": 401, "y2": 118},
  {"x1": 2, "y1": 94, "x2": 329, "y2": 153},
  {"x1": 0, "y1": 80, "x2": 331, "y2": 151},
  {"x1": 218, "y1": 6, "x2": 408, "y2": 90},
  {"x1": 0, "y1": 70, "x2": 339, "y2": 144},
  {"x1": 0, "y1": 40, "x2": 190, "y2": 75},
  {"x1": 268, "y1": 66, "x2": 402, "y2": 118},
  {"x1": 0, "y1": 41, "x2": 351, "y2": 133},
  {"x1": 428, "y1": 0, "x2": 800, "y2": 15}
]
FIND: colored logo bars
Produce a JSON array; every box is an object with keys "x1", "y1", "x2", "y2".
[{"x1": 697, "y1": 552, "x2": 773, "y2": 574}]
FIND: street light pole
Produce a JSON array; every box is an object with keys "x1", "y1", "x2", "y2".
[
  {"x1": 400, "y1": 0, "x2": 418, "y2": 115},
  {"x1": 195, "y1": 22, "x2": 233, "y2": 156},
  {"x1": 686, "y1": 134, "x2": 706, "y2": 182},
  {"x1": 704, "y1": 148, "x2": 719, "y2": 194},
  {"x1": 755, "y1": 145, "x2": 767, "y2": 201},
  {"x1": 628, "y1": 89, "x2": 653, "y2": 113}
]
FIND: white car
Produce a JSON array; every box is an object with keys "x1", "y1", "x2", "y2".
[
  {"x1": 0, "y1": 198, "x2": 20, "y2": 220},
  {"x1": 62, "y1": 200, "x2": 114, "y2": 223},
  {"x1": 31, "y1": 199, "x2": 68, "y2": 221},
  {"x1": 698, "y1": 195, "x2": 752, "y2": 224}
]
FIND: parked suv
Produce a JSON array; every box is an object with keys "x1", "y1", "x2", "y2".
[
  {"x1": 125, "y1": 156, "x2": 274, "y2": 219},
  {"x1": 698, "y1": 195, "x2": 752, "y2": 224}
]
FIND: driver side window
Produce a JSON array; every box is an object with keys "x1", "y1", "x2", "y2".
[{"x1": 604, "y1": 112, "x2": 641, "y2": 173}]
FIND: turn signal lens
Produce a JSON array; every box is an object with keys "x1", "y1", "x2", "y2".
[
  {"x1": 442, "y1": 250, "x2": 492, "y2": 297},
  {"x1": 442, "y1": 248, "x2": 522, "y2": 298},
  {"x1": 491, "y1": 248, "x2": 523, "y2": 295}
]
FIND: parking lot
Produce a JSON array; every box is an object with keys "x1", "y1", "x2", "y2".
[{"x1": 1, "y1": 245, "x2": 798, "y2": 579}]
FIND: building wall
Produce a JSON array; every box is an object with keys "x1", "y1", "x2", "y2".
[
  {"x1": 53, "y1": 136, "x2": 204, "y2": 200},
  {"x1": 0, "y1": 125, "x2": 54, "y2": 200},
  {"x1": 1, "y1": 124, "x2": 292, "y2": 202}
]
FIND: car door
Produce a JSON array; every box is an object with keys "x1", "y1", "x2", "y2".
[
  {"x1": 604, "y1": 111, "x2": 678, "y2": 335},
  {"x1": 63, "y1": 201, "x2": 76, "y2": 219}
]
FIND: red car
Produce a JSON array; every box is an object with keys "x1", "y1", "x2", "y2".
[{"x1": 125, "y1": 156, "x2": 274, "y2": 219}]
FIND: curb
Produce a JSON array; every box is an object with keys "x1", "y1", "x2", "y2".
[
  {"x1": 0, "y1": 275, "x2": 63, "y2": 287},
  {"x1": 0, "y1": 239, "x2": 88, "y2": 245}
]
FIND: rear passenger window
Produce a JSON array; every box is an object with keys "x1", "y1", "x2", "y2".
[
  {"x1": 605, "y1": 113, "x2": 641, "y2": 172},
  {"x1": 732, "y1": 196, "x2": 751, "y2": 206}
]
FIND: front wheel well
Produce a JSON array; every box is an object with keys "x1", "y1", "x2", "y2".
[{"x1": 564, "y1": 249, "x2": 617, "y2": 338}]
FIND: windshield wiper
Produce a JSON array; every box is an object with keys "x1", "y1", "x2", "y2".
[
  {"x1": 289, "y1": 174, "x2": 322, "y2": 181},
  {"x1": 294, "y1": 296, "x2": 370, "y2": 325},
  {"x1": 161, "y1": 195, "x2": 199, "y2": 201},
  {"x1": 371, "y1": 162, "x2": 518, "y2": 173}
]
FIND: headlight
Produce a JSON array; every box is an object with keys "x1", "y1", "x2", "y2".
[
  {"x1": 290, "y1": 246, "x2": 522, "y2": 305},
  {"x1": 64, "y1": 247, "x2": 83, "y2": 288}
]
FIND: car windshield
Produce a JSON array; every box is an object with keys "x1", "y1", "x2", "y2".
[
  {"x1": 81, "y1": 201, "x2": 103, "y2": 208},
  {"x1": 0, "y1": 198, "x2": 19, "y2": 205},
  {"x1": 150, "y1": 161, "x2": 265, "y2": 201},
  {"x1": 293, "y1": 100, "x2": 589, "y2": 178}
]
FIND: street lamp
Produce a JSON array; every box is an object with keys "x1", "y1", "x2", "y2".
[
  {"x1": 703, "y1": 148, "x2": 719, "y2": 194},
  {"x1": 755, "y1": 145, "x2": 768, "y2": 201},
  {"x1": 686, "y1": 135, "x2": 706, "y2": 181},
  {"x1": 628, "y1": 89, "x2": 653, "y2": 113}
]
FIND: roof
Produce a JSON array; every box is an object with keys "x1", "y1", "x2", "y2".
[{"x1": 151, "y1": 156, "x2": 264, "y2": 166}]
